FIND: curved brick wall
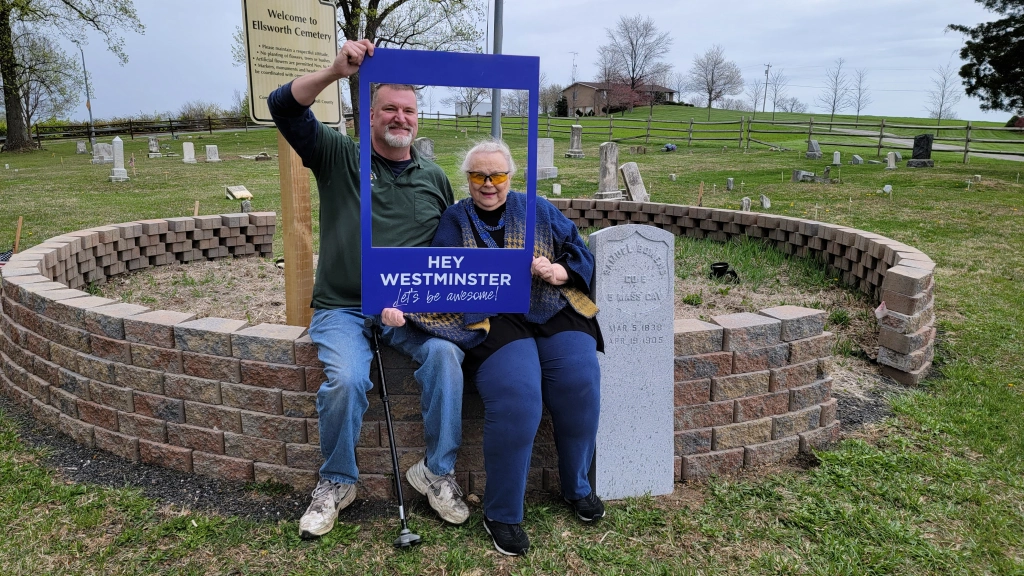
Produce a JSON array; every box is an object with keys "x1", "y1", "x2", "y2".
[{"x1": 0, "y1": 201, "x2": 935, "y2": 495}]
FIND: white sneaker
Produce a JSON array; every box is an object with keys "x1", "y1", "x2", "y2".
[
  {"x1": 406, "y1": 458, "x2": 470, "y2": 525},
  {"x1": 299, "y1": 479, "x2": 356, "y2": 539}
]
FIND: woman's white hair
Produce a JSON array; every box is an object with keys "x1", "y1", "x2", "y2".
[{"x1": 460, "y1": 138, "x2": 516, "y2": 178}]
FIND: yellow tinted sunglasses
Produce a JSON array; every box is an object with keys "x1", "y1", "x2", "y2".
[{"x1": 468, "y1": 171, "x2": 509, "y2": 185}]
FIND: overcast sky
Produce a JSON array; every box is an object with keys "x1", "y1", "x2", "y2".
[{"x1": 60, "y1": 0, "x2": 1007, "y2": 123}]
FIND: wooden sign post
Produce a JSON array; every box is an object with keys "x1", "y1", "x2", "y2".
[
  {"x1": 241, "y1": 0, "x2": 341, "y2": 327},
  {"x1": 277, "y1": 134, "x2": 314, "y2": 328}
]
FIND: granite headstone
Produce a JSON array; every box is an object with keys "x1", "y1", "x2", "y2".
[
  {"x1": 588, "y1": 224, "x2": 675, "y2": 499},
  {"x1": 182, "y1": 142, "x2": 197, "y2": 164},
  {"x1": 851, "y1": 154, "x2": 864, "y2": 165},
  {"x1": 886, "y1": 151, "x2": 896, "y2": 170},
  {"x1": 907, "y1": 134, "x2": 935, "y2": 167},
  {"x1": 205, "y1": 145, "x2": 220, "y2": 162},
  {"x1": 536, "y1": 138, "x2": 558, "y2": 179},
  {"x1": 76, "y1": 140, "x2": 88, "y2": 154},
  {"x1": 413, "y1": 137, "x2": 435, "y2": 160},
  {"x1": 741, "y1": 197, "x2": 752, "y2": 211},
  {"x1": 833, "y1": 151, "x2": 841, "y2": 165},
  {"x1": 806, "y1": 139, "x2": 823, "y2": 159},
  {"x1": 565, "y1": 125, "x2": 585, "y2": 158},
  {"x1": 108, "y1": 137, "x2": 129, "y2": 182},
  {"x1": 595, "y1": 142, "x2": 623, "y2": 200},
  {"x1": 619, "y1": 161, "x2": 649, "y2": 202},
  {"x1": 148, "y1": 136, "x2": 162, "y2": 158},
  {"x1": 91, "y1": 143, "x2": 113, "y2": 164}
]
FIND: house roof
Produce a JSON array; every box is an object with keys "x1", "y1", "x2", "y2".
[{"x1": 565, "y1": 81, "x2": 676, "y2": 94}]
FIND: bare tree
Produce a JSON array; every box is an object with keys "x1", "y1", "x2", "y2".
[
  {"x1": 336, "y1": 0, "x2": 485, "y2": 135},
  {"x1": 539, "y1": 80, "x2": 563, "y2": 116},
  {"x1": 745, "y1": 79, "x2": 764, "y2": 118},
  {"x1": 684, "y1": 44, "x2": 744, "y2": 120},
  {"x1": 598, "y1": 14, "x2": 672, "y2": 92},
  {"x1": 671, "y1": 71, "x2": 687, "y2": 103},
  {"x1": 594, "y1": 45, "x2": 619, "y2": 85},
  {"x1": 443, "y1": 86, "x2": 488, "y2": 116},
  {"x1": 779, "y1": 96, "x2": 808, "y2": 114},
  {"x1": 501, "y1": 89, "x2": 530, "y2": 116},
  {"x1": 852, "y1": 68, "x2": 872, "y2": 126},
  {"x1": 767, "y1": 69, "x2": 788, "y2": 120},
  {"x1": 816, "y1": 58, "x2": 852, "y2": 128},
  {"x1": 926, "y1": 60, "x2": 963, "y2": 130}
]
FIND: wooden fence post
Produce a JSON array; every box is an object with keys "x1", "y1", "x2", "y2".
[
  {"x1": 169, "y1": 119, "x2": 175, "y2": 139},
  {"x1": 738, "y1": 116, "x2": 744, "y2": 148},
  {"x1": 807, "y1": 116, "x2": 814, "y2": 146},
  {"x1": 745, "y1": 115, "x2": 752, "y2": 150},
  {"x1": 455, "y1": 115, "x2": 459, "y2": 131},
  {"x1": 520, "y1": 114, "x2": 524, "y2": 135},
  {"x1": 436, "y1": 111, "x2": 440, "y2": 129},
  {"x1": 476, "y1": 114, "x2": 480, "y2": 132},
  {"x1": 876, "y1": 118, "x2": 886, "y2": 157},
  {"x1": 645, "y1": 115, "x2": 652, "y2": 144},
  {"x1": 608, "y1": 114, "x2": 613, "y2": 140},
  {"x1": 963, "y1": 121, "x2": 972, "y2": 164},
  {"x1": 546, "y1": 114, "x2": 550, "y2": 138},
  {"x1": 208, "y1": 116, "x2": 213, "y2": 135},
  {"x1": 129, "y1": 119, "x2": 134, "y2": 139},
  {"x1": 687, "y1": 118, "x2": 694, "y2": 147}
]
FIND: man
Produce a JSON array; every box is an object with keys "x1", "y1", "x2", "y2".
[{"x1": 268, "y1": 39, "x2": 469, "y2": 538}]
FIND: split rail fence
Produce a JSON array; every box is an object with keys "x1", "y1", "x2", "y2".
[{"x1": 15, "y1": 111, "x2": 1024, "y2": 163}]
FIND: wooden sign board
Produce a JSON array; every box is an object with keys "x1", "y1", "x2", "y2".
[{"x1": 241, "y1": 0, "x2": 342, "y2": 127}]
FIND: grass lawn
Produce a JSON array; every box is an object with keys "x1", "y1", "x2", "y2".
[{"x1": 2, "y1": 112, "x2": 1024, "y2": 574}]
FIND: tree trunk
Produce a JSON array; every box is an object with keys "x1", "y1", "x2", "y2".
[
  {"x1": 0, "y1": 3, "x2": 32, "y2": 151},
  {"x1": 348, "y1": 73, "x2": 360, "y2": 138}
]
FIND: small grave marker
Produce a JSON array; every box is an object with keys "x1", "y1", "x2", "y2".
[
  {"x1": 565, "y1": 125, "x2": 585, "y2": 158},
  {"x1": 595, "y1": 142, "x2": 623, "y2": 200},
  {"x1": 619, "y1": 162, "x2": 649, "y2": 202},
  {"x1": 182, "y1": 142, "x2": 197, "y2": 164}
]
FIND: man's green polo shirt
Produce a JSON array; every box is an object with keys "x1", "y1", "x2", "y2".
[{"x1": 305, "y1": 123, "x2": 454, "y2": 309}]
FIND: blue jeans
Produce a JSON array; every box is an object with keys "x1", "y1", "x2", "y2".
[
  {"x1": 308, "y1": 307, "x2": 465, "y2": 485},
  {"x1": 473, "y1": 331, "x2": 601, "y2": 524}
]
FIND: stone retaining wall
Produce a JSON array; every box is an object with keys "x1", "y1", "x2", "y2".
[{"x1": 0, "y1": 200, "x2": 936, "y2": 497}]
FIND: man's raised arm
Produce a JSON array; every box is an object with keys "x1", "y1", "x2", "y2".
[{"x1": 291, "y1": 39, "x2": 374, "y2": 105}]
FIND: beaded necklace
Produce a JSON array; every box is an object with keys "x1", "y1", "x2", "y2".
[{"x1": 465, "y1": 203, "x2": 505, "y2": 249}]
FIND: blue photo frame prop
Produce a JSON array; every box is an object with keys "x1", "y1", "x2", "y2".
[{"x1": 359, "y1": 48, "x2": 539, "y2": 315}]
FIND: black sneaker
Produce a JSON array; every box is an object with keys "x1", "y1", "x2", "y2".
[
  {"x1": 565, "y1": 491, "x2": 605, "y2": 522},
  {"x1": 482, "y1": 517, "x2": 530, "y2": 556}
]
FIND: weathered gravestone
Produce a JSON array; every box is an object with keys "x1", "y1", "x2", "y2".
[
  {"x1": 760, "y1": 194, "x2": 771, "y2": 208},
  {"x1": 806, "y1": 140, "x2": 823, "y2": 159},
  {"x1": 792, "y1": 170, "x2": 815, "y2": 183},
  {"x1": 726, "y1": 177, "x2": 734, "y2": 191},
  {"x1": 91, "y1": 143, "x2": 113, "y2": 164},
  {"x1": 76, "y1": 140, "x2": 88, "y2": 154},
  {"x1": 413, "y1": 137, "x2": 435, "y2": 160},
  {"x1": 885, "y1": 151, "x2": 897, "y2": 170},
  {"x1": 595, "y1": 142, "x2": 623, "y2": 200},
  {"x1": 851, "y1": 155, "x2": 864, "y2": 165},
  {"x1": 893, "y1": 150, "x2": 903, "y2": 162},
  {"x1": 565, "y1": 125, "x2": 585, "y2": 158},
  {"x1": 588, "y1": 224, "x2": 675, "y2": 499},
  {"x1": 619, "y1": 162, "x2": 649, "y2": 202},
  {"x1": 552, "y1": 183, "x2": 561, "y2": 196},
  {"x1": 833, "y1": 151, "x2": 841, "y2": 165},
  {"x1": 535, "y1": 138, "x2": 558, "y2": 180},
  {"x1": 182, "y1": 142, "x2": 197, "y2": 164},
  {"x1": 205, "y1": 145, "x2": 220, "y2": 162},
  {"x1": 741, "y1": 197, "x2": 752, "y2": 211},
  {"x1": 907, "y1": 134, "x2": 934, "y2": 168},
  {"x1": 148, "y1": 136, "x2": 162, "y2": 158},
  {"x1": 108, "y1": 137, "x2": 129, "y2": 182}
]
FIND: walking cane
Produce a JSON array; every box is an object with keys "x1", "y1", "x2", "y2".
[{"x1": 365, "y1": 317, "x2": 422, "y2": 549}]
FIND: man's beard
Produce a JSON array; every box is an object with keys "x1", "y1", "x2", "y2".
[{"x1": 383, "y1": 124, "x2": 414, "y2": 147}]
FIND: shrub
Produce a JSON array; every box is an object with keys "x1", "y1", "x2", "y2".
[{"x1": 1007, "y1": 115, "x2": 1020, "y2": 128}]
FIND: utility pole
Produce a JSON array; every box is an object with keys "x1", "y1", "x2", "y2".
[
  {"x1": 762, "y1": 63, "x2": 771, "y2": 114},
  {"x1": 78, "y1": 43, "x2": 96, "y2": 153},
  {"x1": 490, "y1": 0, "x2": 502, "y2": 138}
]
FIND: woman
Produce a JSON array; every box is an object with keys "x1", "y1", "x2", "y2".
[{"x1": 408, "y1": 139, "x2": 605, "y2": 556}]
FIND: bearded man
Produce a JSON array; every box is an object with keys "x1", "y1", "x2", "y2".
[{"x1": 268, "y1": 39, "x2": 468, "y2": 539}]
